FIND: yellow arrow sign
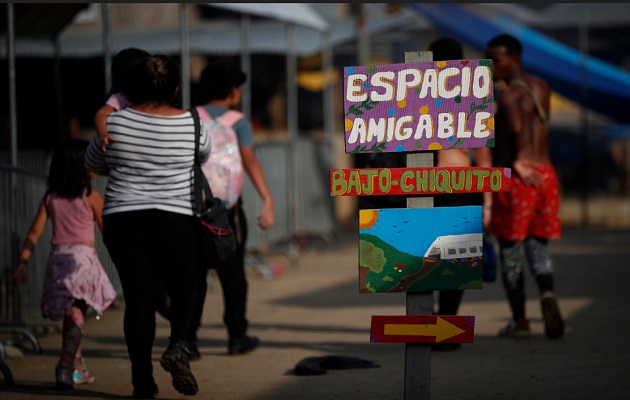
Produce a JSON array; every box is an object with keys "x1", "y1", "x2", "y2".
[{"x1": 384, "y1": 317, "x2": 466, "y2": 342}]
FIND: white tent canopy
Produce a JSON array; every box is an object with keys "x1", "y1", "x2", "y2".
[
  {"x1": 0, "y1": 4, "x2": 417, "y2": 58},
  {"x1": 204, "y1": 3, "x2": 330, "y2": 32},
  {"x1": 0, "y1": 21, "x2": 327, "y2": 58}
]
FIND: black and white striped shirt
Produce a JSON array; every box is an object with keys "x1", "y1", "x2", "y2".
[{"x1": 86, "y1": 108, "x2": 210, "y2": 217}]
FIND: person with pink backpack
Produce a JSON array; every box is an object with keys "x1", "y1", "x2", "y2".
[{"x1": 193, "y1": 61, "x2": 275, "y2": 356}]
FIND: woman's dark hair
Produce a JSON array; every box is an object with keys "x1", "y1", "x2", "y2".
[
  {"x1": 199, "y1": 61, "x2": 247, "y2": 102},
  {"x1": 47, "y1": 139, "x2": 92, "y2": 198},
  {"x1": 125, "y1": 54, "x2": 181, "y2": 105},
  {"x1": 109, "y1": 48, "x2": 151, "y2": 96}
]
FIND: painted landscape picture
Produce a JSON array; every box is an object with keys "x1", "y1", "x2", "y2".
[{"x1": 359, "y1": 206, "x2": 483, "y2": 293}]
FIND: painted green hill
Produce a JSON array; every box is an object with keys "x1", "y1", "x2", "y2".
[{"x1": 359, "y1": 233, "x2": 482, "y2": 293}]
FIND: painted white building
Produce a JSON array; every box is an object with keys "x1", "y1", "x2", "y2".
[{"x1": 424, "y1": 233, "x2": 483, "y2": 260}]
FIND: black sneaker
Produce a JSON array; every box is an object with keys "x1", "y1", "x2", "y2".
[
  {"x1": 228, "y1": 335, "x2": 260, "y2": 355},
  {"x1": 160, "y1": 342, "x2": 198, "y2": 396},
  {"x1": 541, "y1": 293, "x2": 565, "y2": 339}
]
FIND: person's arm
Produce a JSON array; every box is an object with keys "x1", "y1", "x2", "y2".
[
  {"x1": 86, "y1": 189, "x2": 105, "y2": 235},
  {"x1": 14, "y1": 197, "x2": 49, "y2": 287},
  {"x1": 513, "y1": 159, "x2": 543, "y2": 187},
  {"x1": 94, "y1": 104, "x2": 117, "y2": 152},
  {"x1": 240, "y1": 146, "x2": 275, "y2": 230},
  {"x1": 85, "y1": 133, "x2": 109, "y2": 175}
]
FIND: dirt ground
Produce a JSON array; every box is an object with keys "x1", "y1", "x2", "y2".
[{"x1": 2, "y1": 227, "x2": 630, "y2": 400}]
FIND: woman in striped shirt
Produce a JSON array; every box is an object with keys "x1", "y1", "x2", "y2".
[{"x1": 86, "y1": 53, "x2": 210, "y2": 398}]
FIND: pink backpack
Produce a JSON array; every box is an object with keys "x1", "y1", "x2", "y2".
[{"x1": 196, "y1": 106, "x2": 244, "y2": 209}]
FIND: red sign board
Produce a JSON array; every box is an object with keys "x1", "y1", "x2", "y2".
[
  {"x1": 370, "y1": 315, "x2": 475, "y2": 344},
  {"x1": 330, "y1": 167, "x2": 511, "y2": 196}
]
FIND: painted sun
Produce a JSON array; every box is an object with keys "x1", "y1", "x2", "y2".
[{"x1": 359, "y1": 209, "x2": 380, "y2": 231}]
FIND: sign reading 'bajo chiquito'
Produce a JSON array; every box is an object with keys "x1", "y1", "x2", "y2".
[{"x1": 330, "y1": 167, "x2": 511, "y2": 196}]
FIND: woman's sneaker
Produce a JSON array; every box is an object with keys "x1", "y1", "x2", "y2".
[
  {"x1": 160, "y1": 342, "x2": 198, "y2": 396},
  {"x1": 228, "y1": 335, "x2": 260, "y2": 355},
  {"x1": 498, "y1": 318, "x2": 531, "y2": 338}
]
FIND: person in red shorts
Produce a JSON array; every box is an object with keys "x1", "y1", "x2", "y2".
[{"x1": 486, "y1": 34, "x2": 564, "y2": 340}]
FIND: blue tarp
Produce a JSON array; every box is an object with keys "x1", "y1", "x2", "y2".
[{"x1": 409, "y1": 3, "x2": 630, "y2": 124}]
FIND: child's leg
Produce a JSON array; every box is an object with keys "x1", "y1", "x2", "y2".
[
  {"x1": 59, "y1": 300, "x2": 86, "y2": 369},
  {"x1": 73, "y1": 302, "x2": 90, "y2": 371}
]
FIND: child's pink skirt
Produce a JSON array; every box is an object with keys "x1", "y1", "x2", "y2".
[{"x1": 41, "y1": 244, "x2": 118, "y2": 321}]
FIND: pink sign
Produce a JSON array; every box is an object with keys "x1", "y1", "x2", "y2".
[{"x1": 343, "y1": 59, "x2": 495, "y2": 154}]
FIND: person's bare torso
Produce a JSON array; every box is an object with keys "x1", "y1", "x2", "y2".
[{"x1": 495, "y1": 73, "x2": 551, "y2": 167}]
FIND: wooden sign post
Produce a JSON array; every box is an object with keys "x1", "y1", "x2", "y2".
[
  {"x1": 335, "y1": 50, "x2": 499, "y2": 400},
  {"x1": 404, "y1": 51, "x2": 435, "y2": 400}
]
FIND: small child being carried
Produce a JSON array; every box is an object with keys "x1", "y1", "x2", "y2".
[{"x1": 94, "y1": 48, "x2": 150, "y2": 151}]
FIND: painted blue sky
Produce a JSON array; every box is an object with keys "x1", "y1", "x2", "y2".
[{"x1": 360, "y1": 206, "x2": 482, "y2": 257}]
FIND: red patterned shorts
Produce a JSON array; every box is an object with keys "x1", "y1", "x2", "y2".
[{"x1": 489, "y1": 163, "x2": 561, "y2": 242}]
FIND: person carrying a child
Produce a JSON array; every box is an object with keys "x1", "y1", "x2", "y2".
[
  {"x1": 86, "y1": 52, "x2": 211, "y2": 399},
  {"x1": 14, "y1": 139, "x2": 118, "y2": 390}
]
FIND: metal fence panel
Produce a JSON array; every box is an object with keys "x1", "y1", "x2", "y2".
[
  {"x1": 240, "y1": 136, "x2": 338, "y2": 253},
  {"x1": 240, "y1": 140, "x2": 291, "y2": 251},
  {"x1": 296, "y1": 136, "x2": 337, "y2": 241},
  {"x1": 1, "y1": 166, "x2": 55, "y2": 326}
]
